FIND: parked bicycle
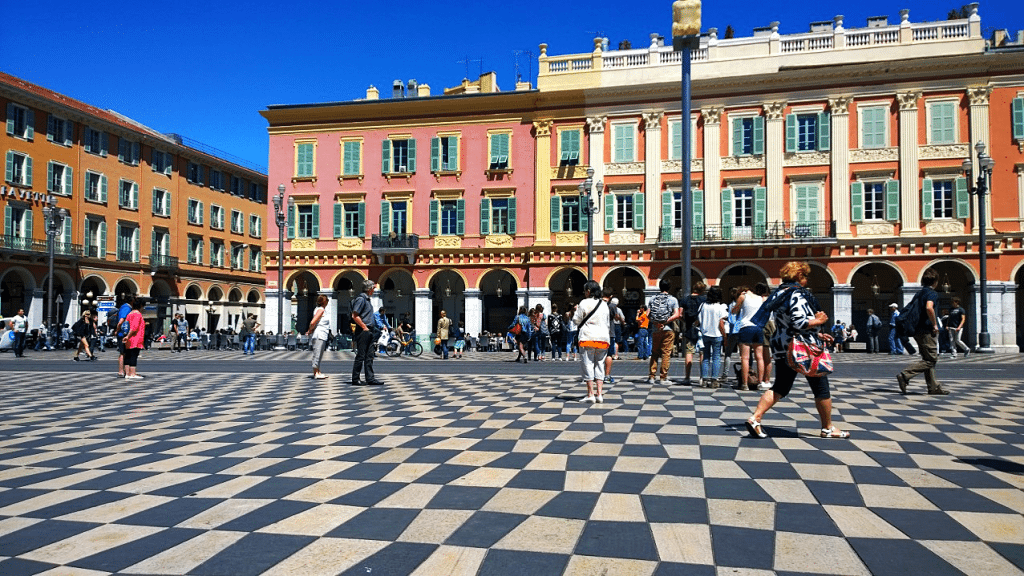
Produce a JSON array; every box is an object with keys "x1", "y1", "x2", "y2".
[{"x1": 386, "y1": 335, "x2": 423, "y2": 357}]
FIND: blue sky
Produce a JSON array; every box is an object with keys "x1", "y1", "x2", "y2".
[{"x1": 3, "y1": 0, "x2": 1017, "y2": 173}]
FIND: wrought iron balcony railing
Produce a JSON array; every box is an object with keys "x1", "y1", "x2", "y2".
[
  {"x1": 150, "y1": 253, "x2": 180, "y2": 270},
  {"x1": 371, "y1": 233, "x2": 420, "y2": 250},
  {"x1": 1, "y1": 235, "x2": 83, "y2": 257},
  {"x1": 659, "y1": 220, "x2": 837, "y2": 245}
]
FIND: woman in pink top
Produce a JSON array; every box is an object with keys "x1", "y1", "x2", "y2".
[{"x1": 122, "y1": 298, "x2": 146, "y2": 380}]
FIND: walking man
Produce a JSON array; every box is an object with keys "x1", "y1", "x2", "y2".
[
  {"x1": 887, "y1": 303, "x2": 904, "y2": 355},
  {"x1": 865, "y1": 309, "x2": 881, "y2": 353},
  {"x1": 947, "y1": 297, "x2": 970, "y2": 359},
  {"x1": 174, "y1": 314, "x2": 189, "y2": 352},
  {"x1": 897, "y1": 271, "x2": 948, "y2": 395},
  {"x1": 647, "y1": 279, "x2": 683, "y2": 384},
  {"x1": 240, "y1": 314, "x2": 259, "y2": 355},
  {"x1": 350, "y1": 280, "x2": 382, "y2": 385}
]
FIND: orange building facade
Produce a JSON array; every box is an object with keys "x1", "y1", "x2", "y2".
[{"x1": 1, "y1": 72, "x2": 268, "y2": 334}]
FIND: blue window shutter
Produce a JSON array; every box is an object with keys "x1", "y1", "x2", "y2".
[
  {"x1": 1013, "y1": 98, "x2": 1024, "y2": 140},
  {"x1": 548, "y1": 196, "x2": 559, "y2": 233},
  {"x1": 753, "y1": 186, "x2": 767, "y2": 238},
  {"x1": 921, "y1": 178, "x2": 933, "y2": 221},
  {"x1": 448, "y1": 136, "x2": 458, "y2": 171},
  {"x1": 633, "y1": 192, "x2": 644, "y2": 230},
  {"x1": 407, "y1": 138, "x2": 417, "y2": 172},
  {"x1": 5, "y1": 103, "x2": 14, "y2": 135},
  {"x1": 731, "y1": 117, "x2": 744, "y2": 156},
  {"x1": 721, "y1": 188, "x2": 733, "y2": 240},
  {"x1": 885, "y1": 179, "x2": 900, "y2": 221},
  {"x1": 333, "y1": 203, "x2": 342, "y2": 237},
  {"x1": 100, "y1": 175, "x2": 107, "y2": 203},
  {"x1": 481, "y1": 198, "x2": 491, "y2": 235},
  {"x1": 817, "y1": 112, "x2": 830, "y2": 151},
  {"x1": 604, "y1": 195, "x2": 614, "y2": 229},
  {"x1": 381, "y1": 139, "x2": 391, "y2": 173},
  {"x1": 850, "y1": 182, "x2": 864, "y2": 223},
  {"x1": 429, "y1": 200, "x2": 439, "y2": 236},
  {"x1": 357, "y1": 202, "x2": 365, "y2": 238},
  {"x1": 65, "y1": 166, "x2": 72, "y2": 196},
  {"x1": 25, "y1": 109, "x2": 34, "y2": 140},
  {"x1": 955, "y1": 176, "x2": 969, "y2": 219},
  {"x1": 456, "y1": 198, "x2": 465, "y2": 235},
  {"x1": 311, "y1": 204, "x2": 319, "y2": 238},
  {"x1": 430, "y1": 137, "x2": 440, "y2": 172},
  {"x1": 785, "y1": 114, "x2": 797, "y2": 153},
  {"x1": 507, "y1": 198, "x2": 516, "y2": 234},
  {"x1": 753, "y1": 117, "x2": 765, "y2": 155},
  {"x1": 287, "y1": 204, "x2": 295, "y2": 239},
  {"x1": 661, "y1": 190, "x2": 673, "y2": 228},
  {"x1": 47, "y1": 162, "x2": 54, "y2": 193},
  {"x1": 380, "y1": 201, "x2": 390, "y2": 236}
]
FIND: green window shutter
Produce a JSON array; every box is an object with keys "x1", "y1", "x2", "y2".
[
  {"x1": 164, "y1": 191, "x2": 170, "y2": 216},
  {"x1": 65, "y1": 120, "x2": 73, "y2": 145},
  {"x1": 333, "y1": 202, "x2": 342, "y2": 237},
  {"x1": 670, "y1": 122, "x2": 681, "y2": 160},
  {"x1": 785, "y1": 114, "x2": 797, "y2": 153},
  {"x1": 287, "y1": 204, "x2": 295, "y2": 239},
  {"x1": 753, "y1": 186, "x2": 767, "y2": 238},
  {"x1": 447, "y1": 136, "x2": 458, "y2": 171},
  {"x1": 311, "y1": 204, "x2": 319, "y2": 238},
  {"x1": 4, "y1": 151, "x2": 12, "y2": 182},
  {"x1": 24, "y1": 208, "x2": 32, "y2": 239},
  {"x1": 99, "y1": 221, "x2": 107, "y2": 257},
  {"x1": 407, "y1": 138, "x2": 417, "y2": 172},
  {"x1": 47, "y1": 162, "x2": 54, "y2": 193},
  {"x1": 604, "y1": 194, "x2": 614, "y2": 229},
  {"x1": 118, "y1": 139, "x2": 125, "y2": 162},
  {"x1": 100, "y1": 175, "x2": 107, "y2": 203},
  {"x1": 133, "y1": 228, "x2": 140, "y2": 262},
  {"x1": 548, "y1": 196, "x2": 559, "y2": 233},
  {"x1": 380, "y1": 201, "x2": 390, "y2": 236},
  {"x1": 885, "y1": 179, "x2": 900, "y2": 221},
  {"x1": 152, "y1": 188, "x2": 159, "y2": 213},
  {"x1": 661, "y1": 190, "x2": 673, "y2": 228},
  {"x1": 850, "y1": 182, "x2": 864, "y2": 223},
  {"x1": 796, "y1": 186, "x2": 818, "y2": 223},
  {"x1": 692, "y1": 188, "x2": 704, "y2": 231},
  {"x1": 25, "y1": 110, "x2": 34, "y2": 140},
  {"x1": 613, "y1": 126, "x2": 624, "y2": 162},
  {"x1": 150, "y1": 148, "x2": 157, "y2": 171},
  {"x1": 429, "y1": 200, "x2": 439, "y2": 236},
  {"x1": 921, "y1": 178, "x2": 933, "y2": 220},
  {"x1": 753, "y1": 117, "x2": 765, "y2": 155},
  {"x1": 817, "y1": 112, "x2": 830, "y2": 151},
  {"x1": 931, "y1": 103, "x2": 953, "y2": 143},
  {"x1": 633, "y1": 192, "x2": 644, "y2": 230},
  {"x1": 731, "y1": 117, "x2": 744, "y2": 156},
  {"x1": 580, "y1": 201, "x2": 589, "y2": 232},
  {"x1": 381, "y1": 139, "x2": 391, "y2": 173},
  {"x1": 1013, "y1": 97, "x2": 1024, "y2": 140},
  {"x1": 199, "y1": 202, "x2": 204, "y2": 225},
  {"x1": 3, "y1": 205, "x2": 10, "y2": 236},
  {"x1": 132, "y1": 183, "x2": 139, "y2": 209},
  {"x1": 64, "y1": 166, "x2": 72, "y2": 196},
  {"x1": 507, "y1": 197, "x2": 517, "y2": 234},
  {"x1": 47, "y1": 115, "x2": 54, "y2": 142},
  {"x1": 133, "y1": 143, "x2": 141, "y2": 165},
  {"x1": 63, "y1": 216, "x2": 72, "y2": 247},
  {"x1": 357, "y1": 202, "x2": 365, "y2": 238},
  {"x1": 100, "y1": 132, "x2": 108, "y2": 156},
  {"x1": 721, "y1": 188, "x2": 733, "y2": 240},
  {"x1": 456, "y1": 198, "x2": 465, "y2": 235},
  {"x1": 481, "y1": 198, "x2": 492, "y2": 235},
  {"x1": 5, "y1": 103, "x2": 14, "y2": 135},
  {"x1": 151, "y1": 229, "x2": 156, "y2": 258},
  {"x1": 430, "y1": 137, "x2": 440, "y2": 172},
  {"x1": 25, "y1": 156, "x2": 32, "y2": 187},
  {"x1": 955, "y1": 176, "x2": 970, "y2": 219}
]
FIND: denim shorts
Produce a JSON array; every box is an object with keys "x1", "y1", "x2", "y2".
[{"x1": 738, "y1": 325, "x2": 763, "y2": 344}]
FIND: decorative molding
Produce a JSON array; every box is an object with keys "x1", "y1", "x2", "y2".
[
  {"x1": 783, "y1": 151, "x2": 830, "y2": 167},
  {"x1": 720, "y1": 155, "x2": 766, "y2": 170},
  {"x1": 291, "y1": 239, "x2": 316, "y2": 251},
  {"x1": 336, "y1": 238, "x2": 363, "y2": 250},
  {"x1": 764, "y1": 102, "x2": 787, "y2": 121},
  {"x1": 897, "y1": 91, "x2": 921, "y2": 111},
  {"x1": 433, "y1": 236, "x2": 462, "y2": 248},
  {"x1": 608, "y1": 232, "x2": 642, "y2": 245},
  {"x1": 555, "y1": 233, "x2": 586, "y2": 245},
  {"x1": 642, "y1": 111, "x2": 664, "y2": 130},
  {"x1": 586, "y1": 116, "x2": 607, "y2": 134},
  {"x1": 337, "y1": 174, "x2": 364, "y2": 185},
  {"x1": 660, "y1": 159, "x2": 704, "y2": 173},
  {"x1": 828, "y1": 96, "x2": 853, "y2": 115},
  {"x1": 432, "y1": 170, "x2": 463, "y2": 183},
  {"x1": 925, "y1": 220, "x2": 966, "y2": 235},
  {"x1": 855, "y1": 222, "x2": 896, "y2": 237},
  {"x1": 850, "y1": 147, "x2": 899, "y2": 163},
  {"x1": 700, "y1": 107, "x2": 722, "y2": 125},
  {"x1": 966, "y1": 85, "x2": 993, "y2": 106},
  {"x1": 550, "y1": 165, "x2": 591, "y2": 180},
  {"x1": 918, "y1": 143, "x2": 970, "y2": 160},
  {"x1": 484, "y1": 234, "x2": 514, "y2": 248},
  {"x1": 605, "y1": 162, "x2": 645, "y2": 175},
  {"x1": 533, "y1": 120, "x2": 553, "y2": 137}
]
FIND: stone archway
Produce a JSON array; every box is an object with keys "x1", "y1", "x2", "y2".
[
  {"x1": 923, "y1": 260, "x2": 978, "y2": 350},
  {"x1": 480, "y1": 270, "x2": 519, "y2": 334},
  {"x1": 0, "y1": 267, "x2": 35, "y2": 318},
  {"x1": 429, "y1": 270, "x2": 465, "y2": 334},
  {"x1": 548, "y1": 267, "x2": 587, "y2": 320},
  {"x1": 717, "y1": 263, "x2": 769, "y2": 301},
  {"x1": 149, "y1": 280, "x2": 174, "y2": 336},
  {"x1": 380, "y1": 270, "x2": 415, "y2": 329},
  {"x1": 603, "y1": 266, "x2": 647, "y2": 330},
  {"x1": 333, "y1": 272, "x2": 366, "y2": 336},
  {"x1": 289, "y1": 271, "x2": 321, "y2": 335},
  {"x1": 658, "y1": 265, "x2": 705, "y2": 301}
]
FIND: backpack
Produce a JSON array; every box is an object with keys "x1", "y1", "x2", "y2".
[
  {"x1": 649, "y1": 293, "x2": 673, "y2": 324},
  {"x1": 72, "y1": 320, "x2": 88, "y2": 338},
  {"x1": 681, "y1": 295, "x2": 704, "y2": 326},
  {"x1": 895, "y1": 293, "x2": 926, "y2": 338},
  {"x1": 548, "y1": 314, "x2": 563, "y2": 334}
]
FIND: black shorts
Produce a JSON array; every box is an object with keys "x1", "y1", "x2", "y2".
[
  {"x1": 118, "y1": 341, "x2": 127, "y2": 355},
  {"x1": 123, "y1": 347, "x2": 141, "y2": 367}
]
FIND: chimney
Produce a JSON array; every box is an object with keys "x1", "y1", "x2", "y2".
[
  {"x1": 407, "y1": 79, "x2": 418, "y2": 97},
  {"x1": 392, "y1": 80, "x2": 405, "y2": 99},
  {"x1": 417, "y1": 83, "x2": 430, "y2": 97},
  {"x1": 867, "y1": 15, "x2": 889, "y2": 28},
  {"x1": 366, "y1": 85, "x2": 379, "y2": 100}
]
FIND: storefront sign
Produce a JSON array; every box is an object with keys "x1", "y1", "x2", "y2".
[{"x1": 0, "y1": 186, "x2": 55, "y2": 205}]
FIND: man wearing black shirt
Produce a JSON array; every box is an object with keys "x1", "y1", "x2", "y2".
[
  {"x1": 947, "y1": 297, "x2": 970, "y2": 359},
  {"x1": 897, "y1": 271, "x2": 948, "y2": 395}
]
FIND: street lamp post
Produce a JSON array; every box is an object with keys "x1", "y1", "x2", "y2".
[
  {"x1": 272, "y1": 184, "x2": 294, "y2": 350},
  {"x1": 673, "y1": 0, "x2": 700, "y2": 296},
  {"x1": 961, "y1": 141, "x2": 994, "y2": 353},
  {"x1": 42, "y1": 202, "x2": 68, "y2": 349},
  {"x1": 577, "y1": 168, "x2": 603, "y2": 281}
]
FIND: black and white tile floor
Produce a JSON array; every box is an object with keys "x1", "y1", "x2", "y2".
[{"x1": 0, "y1": 365, "x2": 1022, "y2": 575}]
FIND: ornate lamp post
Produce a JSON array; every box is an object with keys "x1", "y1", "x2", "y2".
[
  {"x1": 673, "y1": 0, "x2": 701, "y2": 296},
  {"x1": 272, "y1": 184, "x2": 294, "y2": 349},
  {"x1": 42, "y1": 202, "x2": 68, "y2": 349},
  {"x1": 577, "y1": 168, "x2": 603, "y2": 280},
  {"x1": 961, "y1": 141, "x2": 994, "y2": 353}
]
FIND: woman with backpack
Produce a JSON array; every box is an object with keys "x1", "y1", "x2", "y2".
[
  {"x1": 508, "y1": 306, "x2": 532, "y2": 363},
  {"x1": 532, "y1": 304, "x2": 549, "y2": 361},
  {"x1": 573, "y1": 281, "x2": 612, "y2": 403},
  {"x1": 548, "y1": 303, "x2": 564, "y2": 360}
]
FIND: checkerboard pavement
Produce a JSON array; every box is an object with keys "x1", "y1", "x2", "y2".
[{"x1": 1, "y1": 365, "x2": 1022, "y2": 575}]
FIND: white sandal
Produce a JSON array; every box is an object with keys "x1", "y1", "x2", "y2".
[
  {"x1": 745, "y1": 418, "x2": 767, "y2": 439},
  {"x1": 820, "y1": 426, "x2": 850, "y2": 439}
]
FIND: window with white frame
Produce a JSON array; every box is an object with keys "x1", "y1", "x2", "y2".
[
  {"x1": 389, "y1": 200, "x2": 407, "y2": 235},
  {"x1": 341, "y1": 202, "x2": 363, "y2": 238},
  {"x1": 862, "y1": 182, "x2": 886, "y2": 220},
  {"x1": 604, "y1": 191, "x2": 643, "y2": 231},
  {"x1": 730, "y1": 115, "x2": 764, "y2": 156},
  {"x1": 4, "y1": 151, "x2": 32, "y2": 186},
  {"x1": 119, "y1": 138, "x2": 140, "y2": 165},
  {"x1": 859, "y1": 106, "x2": 888, "y2": 148},
  {"x1": 210, "y1": 205, "x2": 224, "y2": 230},
  {"x1": 488, "y1": 133, "x2": 510, "y2": 170},
  {"x1": 210, "y1": 240, "x2": 224, "y2": 267},
  {"x1": 117, "y1": 224, "x2": 139, "y2": 262},
  {"x1": 231, "y1": 209, "x2": 244, "y2": 234},
  {"x1": 733, "y1": 188, "x2": 754, "y2": 229},
  {"x1": 930, "y1": 179, "x2": 954, "y2": 219},
  {"x1": 231, "y1": 243, "x2": 245, "y2": 269},
  {"x1": 48, "y1": 162, "x2": 72, "y2": 196},
  {"x1": 187, "y1": 199, "x2": 204, "y2": 225},
  {"x1": 480, "y1": 197, "x2": 516, "y2": 235},
  {"x1": 85, "y1": 218, "x2": 105, "y2": 258},
  {"x1": 119, "y1": 180, "x2": 138, "y2": 209},
  {"x1": 85, "y1": 172, "x2": 105, "y2": 202},
  {"x1": 927, "y1": 100, "x2": 957, "y2": 144},
  {"x1": 551, "y1": 195, "x2": 583, "y2": 233},
  {"x1": 187, "y1": 236, "x2": 204, "y2": 264},
  {"x1": 249, "y1": 214, "x2": 262, "y2": 238},
  {"x1": 4, "y1": 204, "x2": 30, "y2": 239},
  {"x1": 152, "y1": 188, "x2": 170, "y2": 217},
  {"x1": 46, "y1": 114, "x2": 73, "y2": 146},
  {"x1": 5, "y1": 103, "x2": 33, "y2": 140},
  {"x1": 786, "y1": 112, "x2": 830, "y2": 153},
  {"x1": 382, "y1": 138, "x2": 416, "y2": 173},
  {"x1": 439, "y1": 200, "x2": 460, "y2": 235},
  {"x1": 152, "y1": 149, "x2": 172, "y2": 175},
  {"x1": 83, "y1": 126, "x2": 108, "y2": 156},
  {"x1": 559, "y1": 129, "x2": 581, "y2": 166},
  {"x1": 612, "y1": 123, "x2": 636, "y2": 163},
  {"x1": 431, "y1": 135, "x2": 459, "y2": 172}
]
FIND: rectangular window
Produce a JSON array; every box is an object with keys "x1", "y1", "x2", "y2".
[
  {"x1": 931, "y1": 180, "x2": 955, "y2": 219},
  {"x1": 187, "y1": 237, "x2": 204, "y2": 264},
  {"x1": 209, "y1": 170, "x2": 223, "y2": 191},
  {"x1": 230, "y1": 176, "x2": 242, "y2": 196},
  {"x1": 231, "y1": 210, "x2": 244, "y2": 233},
  {"x1": 249, "y1": 182, "x2": 260, "y2": 201},
  {"x1": 119, "y1": 180, "x2": 138, "y2": 210},
  {"x1": 860, "y1": 106, "x2": 887, "y2": 148},
  {"x1": 249, "y1": 214, "x2": 262, "y2": 238},
  {"x1": 392, "y1": 139, "x2": 410, "y2": 172},
  {"x1": 489, "y1": 133, "x2": 509, "y2": 169},
  {"x1": 559, "y1": 129, "x2": 581, "y2": 166},
  {"x1": 187, "y1": 199, "x2": 203, "y2": 225},
  {"x1": 673, "y1": 191, "x2": 684, "y2": 229},
  {"x1": 4, "y1": 151, "x2": 32, "y2": 186},
  {"x1": 118, "y1": 138, "x2": 141, "y2": 165},
  {"x1": 431, "y1": 136, "x2": 459, "y2": 172},
  {"x1": 85, "y1": 172, "x2": 105, "y2": 202},
  {"x1": 231, "y1": 244, "x2": 245, "y2": 269},
  {"x1": 84, "y1": 219, "x2": 105, "y2": 258},
  {"x1": 381, "y1": 138, "x2": 417, "y2": 173},
  {"x1": 797, "y1": 115, "x2": 818, "y2": 151},
  {"x1": 795, "y1": 185, "x2": 820, "y2": 224},
  {"x1": 5, "y1": 103, "x2": 33, "y2": 140},
  {"x1": 343, "y1": 203, "x2": 361, "y2": 237},
  {"x1": 733, "y1": 189, "x2": 754, "y2": 228},
  {"x1": 615, "y1": 194, "x2": 634, "y2": 229},
  {"x1": 152, "y1": 188, "x2": 170, "y2": 217},
  {"x1": 297, "y1": 204, "x2": 315, "y2": 238},
  {"x1": 210, "y1": 205, "x2": 224, "y2": 230},
  {"x1": 249, "y1": 248, "x2": 262, "y2": 272},
  {"x1": 117, "y1": 225, "x2": 139, "y2": 262},
  {"x1": 152, "y1": 229, "x2": 169, "y2": 256},
  {"x1": 151, "y1": 150, "x2": 172, "y2": 175},
  {"x1": 187, "y1": 162, "x2": 204, "y2": 185},
  {"x1": 83, "y1": 127, "x2": 108, "y2": 156},
  {"x1": 5, "y1": 205, "x2": 28, "y2": 238},
  {"x1": 46, "y1": 114, "x2": 73, "y2": 146},
  {"x1": 47, "y1": 162, "x2": 72, "y2": 196},
  {"x1": 342, "y1": 140, "x2": 361, "y2": 175},
  {"x1": 732, "y1": 117, "x2": 763, "y2": 156},
  {"x1": 559, "y1": 196, "x2": 581, "y2": 232},
  {"x1": 928, "y1": 101, "x2": 956, "y2": 144},
  {"x1": 863, "y1": 182, "x2": 885, "y2": 220},
  {"x1": 296, "y1": 141, "x2": 315, "y2": 177},
  {"x1": 490, "y1": 199, "x2": 511, "y2": 234},
  {"x1": 440, "y1": 200, "x2": 459, "y2": 235},
  {"x1": 208, "y1": 241, "x2": 222, "y2": 267},
  {"x1": 391, "y1": 201, "x2": 407, "y2": 234},
  {"x1": 612, "y1": 124, "x2": 635, "y2": 163}
]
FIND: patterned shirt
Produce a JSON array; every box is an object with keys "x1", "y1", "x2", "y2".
[{"x1": 769, "y1": 288, "x2": 822, "y2": 360}]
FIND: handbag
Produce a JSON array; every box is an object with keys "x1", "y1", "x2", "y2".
[
  {"x1": 787, "y1": 335, "x2": 833, "y2": 377},
  {"x1": 510, "y1": 320, "x2": 522, "y2": 336}
]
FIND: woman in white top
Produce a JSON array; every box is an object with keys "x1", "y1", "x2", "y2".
[
  {"x1": 572, "y1": 281, "x2": 612, "y2": 403},
  {"x1": 732, "y1": 282, "x2": 769, "y2": 390},
  {"x1": 306, "y1": 294, "x2": 332, "y2": 380},
  {"x1": 697, "y1": 286, "x2": 729, "y2": 387}
]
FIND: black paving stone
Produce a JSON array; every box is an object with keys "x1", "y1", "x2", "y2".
[
  {"x1": 805, "y1": 480, "x2": 865, "y2": 507},
  {"x1": 704, "y1": 478, "x2": 773, "y2": 502},
  {"x1": 774, "y1": 503, "x2": 843, "y2": 536},
  {"x1": 217, "y1": 500, "x2": 318, "y2": 532},
  {"x1": 191, "y1": 533, "x2": 316, "y2": 576},
  {"x1": 426, "y1": 485, "x2": 499, "y2": 510},
  {"x1": 476, "y1": 549, "x2": 569, "y2": 576},
  {"x1": 72, "y1": 527, "x2": 203, "y2": 572},
  {"x1": 28, "y1": 490, "x2": 133, "y2": 519},
  {"x1": 326, "y1": 507, "x2": 422, "y2": 541},
  {"x1": 330, "y1": 462, "x2": 399, "y2": 481},
  {"x1": 710, "y1": 525, "x2": 775, "y2": 570},
  {"x1": 641, "y1": 495, "x2": 709, "y2": 524},
  {"x1": 0, "y1": 520, "x2": 96, "y2": 556},
  {"x1": 507, "y1": 470, "x2": 565, "y2": 491},
  {"x1": 330, "y1": 482, "x2": 407, "y2": 507},
  {"x1": 872, "y1": 508, "x2": 979, "y2": 541},
  {"x1": 535, "y1": 492, "x2": 600, "y2": 521},
  {"x1": 118, "y1": 497, "x2": 223, "y2": 527},
  {"x1": 847, "y1": 538, "x2": 967, "y2": 576},
  {"x1": 232, "y1": 477, "x2": 318, "y2": 499},
  {"x1": 602, "y1": 472, "x2": 654, "y2": 494},
  {"x1": 0, "y1": 557, "x2": 56, "y2": 576},
  {"x1": 338, "y1": 542, "x2": 437, "y2": 576}
]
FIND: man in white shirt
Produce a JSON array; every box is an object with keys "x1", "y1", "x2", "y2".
[{"x1": 10, "y1": 309, "x2": 28, "y2": 357}]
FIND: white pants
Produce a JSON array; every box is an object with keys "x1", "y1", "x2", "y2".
[
  {"x1": 580, "y1": 347, "x2": 608, "y2": 382},
  {"x1": 948, "y1": 328, "x2": 969, "y2": 354}
]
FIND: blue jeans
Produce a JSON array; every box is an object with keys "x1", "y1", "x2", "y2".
[
  {"x1": 888, "y1": 326, "x2": 903, "y2": 354},
  {"x1": 243, "y1": 334, "x2": 256, "y2": 354},
  {"x1": 566, "y1": 332, "x2": 577, "y2": 355},
  {"x1": 701, "y1": 336, "x2": 723, "y2": 379},
  {"x1": 13, "y1": 332, "x2": 26, "y2": 356},
  {"x1": 636, "y1": 328, "x2": 650, "y2": 359},
  {"x1": 551, "y1": 332, "x2": 563, "y2": 359}
]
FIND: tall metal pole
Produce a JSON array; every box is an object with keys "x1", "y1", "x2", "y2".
[
  {"x1": 977, "y1": 159, "x2": 991, "y2": 352},
  {"x1": 46, "y1": 212, "x2": 55, "y2": 349},
  {"x1": 681, "y1": 45, "x2": 692, "y2": 296},
  {"x1": 274, "y1": 184, "x2": 286, "y2": 349}
]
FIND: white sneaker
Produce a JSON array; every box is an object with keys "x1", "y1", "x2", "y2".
[
  {"x1": 596, "y1": 394, "x2": 604, "y2": 403},
  {"x1": 758, "y1": 381, "x2": 773, "y2": 391},
  {"x1": 645, "y1": 377, "x2": 656, "y2": 384},
  {"x1": 583, "y1": 395, "x2": 596, "y2": 403},
  {"x1": 660, "y1": 379, "x2": 671, "y2": 385}
]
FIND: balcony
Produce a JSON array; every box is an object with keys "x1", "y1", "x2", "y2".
[
  {"x1": 658, "y1": 220, "x2": 836, "y2": 247},
  {"x1": 1, "y1": 235, "x2": 83, "y2": 257},
  {"x1": 84, "y1": 245, "x2": 102, "y2": 258},
  {"x1": 371, "y1": 233, "x2": 419, "y2": 264},
  {"x1": 150, "y1": 253, "x2": 180, "y2": 272}
]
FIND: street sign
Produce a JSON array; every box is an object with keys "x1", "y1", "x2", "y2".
[{"x1": 96, "y1": 301, "x2": 116, "y2": 312}]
